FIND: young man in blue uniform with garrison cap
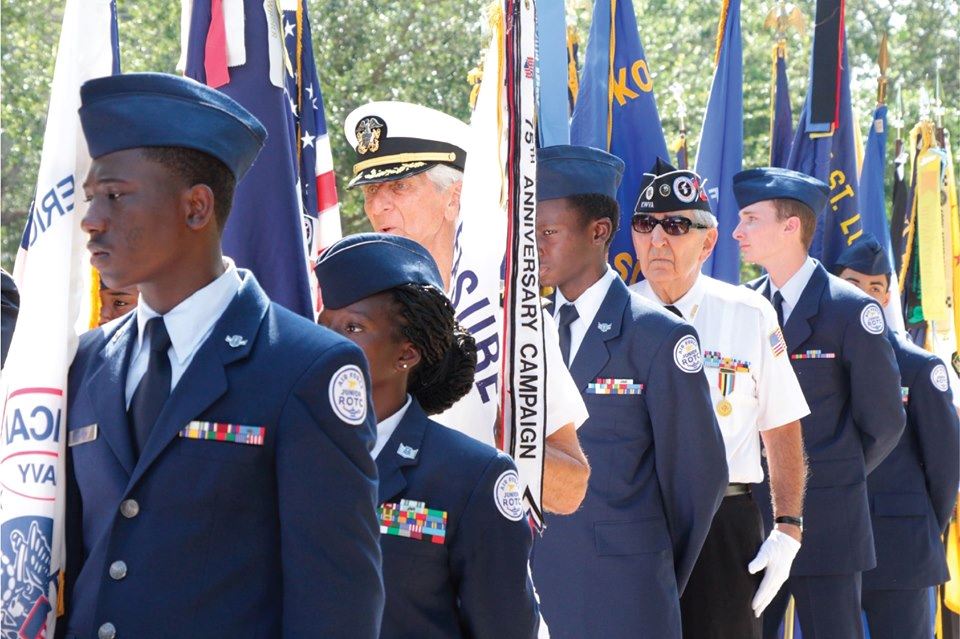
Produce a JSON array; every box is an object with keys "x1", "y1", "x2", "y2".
[
  {"x1": 63, "y1": 73, "x2": 384, "y2": 639},
  {"x1": 732, "y1": 167, "x2": 906, "y2": 639},
  {"x1": 832, "y1": 234, "x2": 960, "y2": 639},
  {"x1": 531, "y1": 144, "x2": 728, "y2": 639}
]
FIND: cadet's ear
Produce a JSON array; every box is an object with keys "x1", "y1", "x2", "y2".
[
  {"x1": 593, "y1": 217, "x2": 613, "y2": 245},
  {"x1": 183, "y1": 184, "x2": 216, "y2": 231},
  {"x1": 397, "y1": 342, "x2": 422, "y2": 373}
]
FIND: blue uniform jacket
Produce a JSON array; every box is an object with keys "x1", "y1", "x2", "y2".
[
  {"x1": 747, "y1": 263, "x2": 905, "y2": 575},
  {"x1": 60, "y1": 271, "x2": 384, "y2": 639},
  {"x1": 532, "y1": 277, "x2": 728, "y2": 639},
  {"x1": 863, "y1": 333, "x2": 959, "y2": 590},
  {"x1": 376, "y1": 399, "x2": 539, "y2": 639}
]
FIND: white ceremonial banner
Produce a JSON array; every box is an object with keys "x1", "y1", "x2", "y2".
[{"x1": 1, "y1": 1, "x2": 117, "y2": 636}]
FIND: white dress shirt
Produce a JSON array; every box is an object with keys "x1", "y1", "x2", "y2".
[
  {"x1": 372, "y1": 395, "x2": 412, "y2": 460},
  {"x1": 633, "y1": 274, "x2": 810, "y2": 483},
  {"x1": 125, "y1": 262, "x2": 242, "y2": 406},
  {"x1": 768, "y1": 257, "x2": 818, "y2": 324},
  {"x1": 554, "y1": 267, "x2": 618, "y2": 365}
]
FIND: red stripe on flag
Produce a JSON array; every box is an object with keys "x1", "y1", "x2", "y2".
[
  {"x1": 204, "y1": 0, "x2": 230, "y2": 89},
  {"x1": 316, "y1": 171, "x2": 338, "y2": 212}
]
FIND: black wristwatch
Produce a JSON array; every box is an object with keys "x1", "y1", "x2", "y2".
[{"x1": 774, "y1": 515, "x2": 804, "y2": 532}]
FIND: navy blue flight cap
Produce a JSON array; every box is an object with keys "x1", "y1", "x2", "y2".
[
  {"x1": 833, "y1": 233, "x2": 891, "y2": 277},
  {"x1": 634, "y1": 157, "x2": 713, "y2": 215},
  {"x1": 314, "y1": 233, "x2": 444, "y2": 309},
  {"x1": 537, "y1": 145, "x2": 625, "y2": 201},
  {"x1": 732, "y1": 167, "x2": 829, "y2": 214},
  {"x1": 79, "y1": 72, "x2": 267, "y2": 180}
]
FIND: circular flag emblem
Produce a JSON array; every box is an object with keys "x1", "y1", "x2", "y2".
[
  {"x1": 673, "y1": 334, "x2": 703, "y2": 373},
  {"x1": 673, "y1": 176, "x2": 697, "y2": 203},
  {"x1": 931, "y1": 364, "x2": 950, "y2": 392},
  {"x1": 329, "y1": 364, "x2": 367, "y2": 425},
  {"x1": 860, "y1": 303, "x2": 885, "y2": 335},
  {"x1": 494, "y1": 469, "x2": 525, "y2": 521}
]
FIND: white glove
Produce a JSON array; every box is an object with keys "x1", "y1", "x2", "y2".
[{"x1": 747, "y1": 529, "x2": 801, "y2": 617}]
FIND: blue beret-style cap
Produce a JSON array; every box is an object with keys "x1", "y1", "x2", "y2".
[
  {"x1": 79, "y1": 72, "x2": 267, "y2": 180},
  {"x1": 314, "y1": 233, "x2": 444, "y2": 309},
  {"x1": 833, "y1": 233, "x2": 891, "y2": 276},
  {"x1": 537, "y1": 144, "x2": 625, "y2": 201},
  {"x1": 732, "y1": 167, "x2": 830, "y2": 214}
]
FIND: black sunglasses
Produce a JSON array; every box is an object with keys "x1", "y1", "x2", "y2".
[{"x1": 631, "y1": 214, "x2": 711, "y2": 236}]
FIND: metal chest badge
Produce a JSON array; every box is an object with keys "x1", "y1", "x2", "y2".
[{"x1": 355, "y1": 116, "x2": 385, "y2": 155}]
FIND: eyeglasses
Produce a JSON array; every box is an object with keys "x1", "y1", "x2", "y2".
[{"x1": 631, "y1": 214, "x2": 711, "y2": 236}]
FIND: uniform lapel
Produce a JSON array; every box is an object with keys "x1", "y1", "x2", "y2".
[
  {"x1": 82, "y1": 314, "x2": 138, "y2": 476},
  {"x1": 569, "y1": 277, "x2": 629, "y2": 390},
  {"x1": 376, "y1": 401, "x2": 428, "y2": 504},
  {"x1": 128, "y1": 272, "x2": 270, "y2": 488},
  {"x1": 781, "y1": 264, "x2": 827, "y2": 353}
]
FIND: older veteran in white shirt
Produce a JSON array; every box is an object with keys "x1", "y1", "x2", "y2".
[{"x1": 630, "y1": 158, "x2": 810, "y2": 639}]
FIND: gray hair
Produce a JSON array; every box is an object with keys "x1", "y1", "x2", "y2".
[
  {"x1": 425, "y1": 164, "x2": 463, "y2": 192},
  {"x1": 691, "y1": 208, "x2": 718, "y2": 228}
]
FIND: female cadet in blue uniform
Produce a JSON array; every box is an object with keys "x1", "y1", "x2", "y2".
[{"x1": 315, "y1": 233, "x2": 540, "y2": 639}]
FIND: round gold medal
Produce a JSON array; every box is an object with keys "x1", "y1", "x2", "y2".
[{"x1": 716, "y1": 398, "x2": 733, "y2": 417}]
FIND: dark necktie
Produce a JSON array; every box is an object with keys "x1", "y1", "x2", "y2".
[
  {"x1": 128, "y1": 317, "x2": 172, "y2": 456},
  {"x1": 557, "y1": 303, "x2": 579, "y2": 366},
  {"x1": 772, "y1": 290, "x2": 785, "y2": 328},
  {"x1": 664, "y1": 304, "x2": 683, "y2": 318}
]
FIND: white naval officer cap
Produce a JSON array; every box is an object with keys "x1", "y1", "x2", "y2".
[{"x1": 343, "y1": 101, "x2": 469, "y2": 188}]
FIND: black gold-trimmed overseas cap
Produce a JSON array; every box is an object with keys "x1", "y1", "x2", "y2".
[
  {"x1": 79, "y1": 72, "x2": 267, "y2": 180},
  {"x1": 343, "y1": 101, "x2": 469, "y2": 188},
  {"x1": 634, "y1": 157, "x2": 713, "y2": 215}
]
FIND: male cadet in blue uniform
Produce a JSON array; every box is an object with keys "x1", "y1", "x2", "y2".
[
  {"x1": 631, "y1": 159, "x2": 809, "y2": 639},
  {"x1": 732, "y1": 167, "x2": 906, "y2": 639},
  {"x1": 531, "y1": 144, "x2": 728, "y2": 639},
  {"x1": 62, "y1": 73, "x2": 383, "y2": 639},
  {"x1": 832, "y1": 235, "x2": 960, "y2": 639}
]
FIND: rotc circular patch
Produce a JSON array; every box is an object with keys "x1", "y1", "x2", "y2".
[
  {"x1": 859, "y1": 303, "x2": 885, "y2": 335},
  {"x1": 329, "y1": 364, "x2": 368, "y2": 425},
  {"x1": 494, "y1": 469, "x2": 525, "y2": 521},
  {"x1": 931, "y1": 364, "x2": 950, "y2": 392},
  {"x1": 673, "y1": 335, "x2": 703, "y2": 373},
  {"x1": 673, "y1": 176, "x2": 697, "y2": 203}
]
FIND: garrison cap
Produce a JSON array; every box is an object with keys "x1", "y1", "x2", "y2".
[
  {"x1": 343, "y1": 101, "x2": 468, "y2": 188},
  {"x1": 315, "y1": 233, "x2": 443, "y2": 309},
  {"x1": 634, "y1": 157, "x2": 712, "y2": 215},
  {"x1": 732, "y1": 167, "x2": 830, "y2": 214},
  {"x1": 537, "y1": 144, "x2": 625, "y2": 201},
  {"x1": 833, "y1": 233, "x2": 892, "y2": 276},
  {"x1": 79, "y1": 72, "x2": 267, "y2": 180}
]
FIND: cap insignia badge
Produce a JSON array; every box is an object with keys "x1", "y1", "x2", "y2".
[{"x1": 356, "y1": 116, "x2": 385, "y2": 155}]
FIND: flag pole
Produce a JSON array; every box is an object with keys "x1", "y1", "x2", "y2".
[{"x1": 877, "y1": 34, "x2": 889, "y2": 107}]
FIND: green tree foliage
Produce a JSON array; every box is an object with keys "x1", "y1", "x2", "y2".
[{"x1": 2, "y1": 0, "x2": 956, "y2": 275}]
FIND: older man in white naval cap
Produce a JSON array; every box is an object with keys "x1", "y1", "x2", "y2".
[{"x1": 342, "y1": 101, "x2": 590, "y2": 516}]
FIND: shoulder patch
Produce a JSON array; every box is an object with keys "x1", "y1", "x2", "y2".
[
  {"x1": 673, "y1": 334, "x2": 703, "y2": 373},
  {"x1": 860, "y1": 303, "x2": 885, "y2": 335},
  {"x1": 329, "y1": 364, "x2": 368, "y2": 425},
  {"x1": 493, "y1": 469, "x2": 525, "y2": 522},
  {"x1": 931, "y1": 363, "x2": 950, "y2": 392}
]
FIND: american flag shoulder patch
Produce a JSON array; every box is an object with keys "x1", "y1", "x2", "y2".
[
  {"x1": 179, "y1": 421, "x2": 266, "y2": 446},
  {"x1": 379, "y1": 499, "x2": 447, "y2": 544},
  {"x1": 901, "y1": 387, "x2": 910, "y2": 404},
  {"x1": 769, "y1": 329, "x2": 786, "y2": 357}
]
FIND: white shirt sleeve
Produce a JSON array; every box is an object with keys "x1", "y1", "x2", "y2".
[
  {"x1": 542, "y1": 311, "x2": 589, "y2": 435},
  {"x1": 755, "y1": 299, "x2": 810, "y2": 431}
]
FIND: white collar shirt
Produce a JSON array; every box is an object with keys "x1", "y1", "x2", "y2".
[
  {"x1": 632, "y1": 273, "x2": 810, "y2": 483},
  {"x1": 125, "y1": 262, "x2": 242, "y2": 406},
  {"x1": 372, "y1": 395, "x2": 412, "y2": 460},
  {"x1": 769, "y1": 257, "x2": 818, "y2": 324},
  {"x1": 554, "y1": 267, "x2": 618, "y2": 365}
]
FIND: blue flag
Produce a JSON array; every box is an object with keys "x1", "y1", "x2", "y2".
[
  {"x1": 185, "y1": 0, "x2": 313, "y2": 317},
  {"x1": 537, "y1": 0, "x2": 571, "y2": 147},
  {"x1": 770, "y1": 46, "x2": 793, "y2": 168},
  {"x1": 571, "y1": 0, "x2": 669, "y2": 285},
  {"x1": 787, "y1": 40, "x2": 862, "y2": 268},
  {"x1": 859, "y1": 106, "x2": 893, "y2": 264},
  {"x1": 695, "y1": 0, "x2": 743, "y2": 284}
]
